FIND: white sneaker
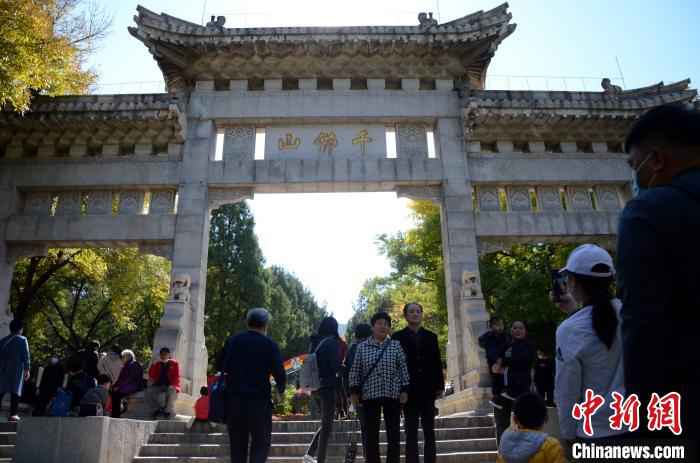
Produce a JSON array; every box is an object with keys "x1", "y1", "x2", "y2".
[{"x1": 303, "y1": 455, "x2": 317, "y2": 463}]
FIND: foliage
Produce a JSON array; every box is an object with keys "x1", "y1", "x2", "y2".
[
  {"x1": 205, "y1": 203, "x2": 328, "y2": 370},
  {"x1": 10, "y1": 248, "x2": 170, "y2": 366},
  {"x1": 347, "y1": 200, "x2": 448, "y2": 354},
  {"x1": 0, "y1": 0, "x2": 111, "y2": 112},
  {"x1": 272, "y1": 386, "x2": 297, "y2": 416}
]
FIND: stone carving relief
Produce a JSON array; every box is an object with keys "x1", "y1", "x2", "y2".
[
  {"x1": 478, "y1": 187, "x2": 500, "y2": 211},
  {"x1": 119, "y1": 191, "x2": 144, "y2": 215},
  {"x1": 567, "y1": 187, "x2": 594, "y2": 210},
  {"x1": 397, "y1": 125, "x2": 428, "y2": 158},
  {"x1": 278, "y1": 133, "x2": 301, "y2": 151},
  {"x1": 86, "y1": 191, "x2": 112, "y2": 215},
  {"x1": 169, "y1": 274, "x2": 191, "y2": 302},
  {"x1": 205, "y1": 15, "x2": 226, "y2": 28},
  {"x1": 507, "y1": 187, "x2": 531, "y2": 212},
  {"x1": 313, "y1": 131, "x2": 337, "y2": 154},
  {"x1": 223, "y1": 127, "x2": 255, "y2": 160},
  {"x1": 537, "y1": 186, "x2": 563, "y2": 211},
  {"x1": 461, "y1": 271, "x2": 482, "y2": 299},
  {"x1": 595, "y1": 186, "x2": 621, "y2": 211},
  {"x1": 352, "y1": 129, "x2": 373, "y2": 155},
  {"x1": 23, "y1": 192, "x2": 52, "y2": 216},
  {"x1": 150, "y1": 190, "x2": 176, "y2": 214},
  {"x1": 55, "y1": 191, "x2": 82, "y2": 216}
]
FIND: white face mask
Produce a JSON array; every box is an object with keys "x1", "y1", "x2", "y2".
[{"x1": 631, "y1": 152, "x2": 654, "y2": 197}]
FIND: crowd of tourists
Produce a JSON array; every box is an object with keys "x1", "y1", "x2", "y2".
[
  {"x1": 0, "y1": 331, "x2": 182, "y2": 420},
  {"x1": 0, "y1": 103, "x2": 697, "y2": 462}
]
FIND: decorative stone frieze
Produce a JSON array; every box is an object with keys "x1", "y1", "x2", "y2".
[
  {"x1": 86, "y1": 191, "x2": 113, "y2": 215},
  {"x1": 567, "y1": 186, "x2": 594, "y2": 210},
  {"x1": 222, "y1": 127, "x2": 255, "y2": 161},
  {"x1": 23, "y1": 192, "x2": 53, "y2": 216},
  {"x1": 150, "y1": 190, "x2": 176, "y2": 214},
  {"x1": 397, "y1": 125, "x2": 428, "y2": 158},
  {"x1": 119, "y1": 191, "x2": 145, "y2": 215},
  {"x1": 507, "y1": 186, "x2": 531, "y2": 212},
  {"x1": 595, "y1": 185, "x2": 621, "y2": 211},
  {"x1": 477, "y1": 186, "x2": 500, "y2": 211},
  {"x1": 537, "y1": 186, "x2": 563, "y2": 211},
  {"x1": 55, "y1": 191, "x2": 82, "y2": 216}
]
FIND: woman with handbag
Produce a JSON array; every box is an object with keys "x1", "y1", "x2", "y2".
[{"x1": 349, "y1": 312, "x2": 410, "y2": 463}]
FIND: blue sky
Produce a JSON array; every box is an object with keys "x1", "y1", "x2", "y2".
[{"x1": 88, "y1": 0, "x2": 699, "y2": 322}]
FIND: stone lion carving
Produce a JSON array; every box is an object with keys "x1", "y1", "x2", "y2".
[
  {"x1": 601, "y1": 78, "x2": 622, "y2": 96},
  {"x1": 170, "y1": 274, "x2": 191, "y2": 302},
  {"x1": 418, "y1": 12, "x2": 438, "y2": 28},
  {"x1": 461, "y1": 271, "x2": 482, "y2": 299},
  {"x1": 206, "y1": 15, "x2": 226, "y2": 28}
]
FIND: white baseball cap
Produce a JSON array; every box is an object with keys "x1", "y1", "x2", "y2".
[{"x1": 560, "y1": 244, "x2": 615, "y2": 278}]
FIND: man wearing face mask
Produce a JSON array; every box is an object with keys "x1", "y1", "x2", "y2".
[{"x1": 618, "y1": 103, "x2": 700, "y2": 453}]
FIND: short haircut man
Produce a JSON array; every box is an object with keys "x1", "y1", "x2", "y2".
[
  {"x1": 402, "y1": 302, "x2": 423, "y2": 316},
  {"x1": 160, "y1": 347, "x2": 170, "y2": 354},
  {"x1": 625, "y1": 103, "x2": 700, "y2": 154},
  {"x1": 9, "y1": 319, "x2": 23, "y2": 334},
  {"x1": 370, "y1": 311, "x2": 391, "y2": 326},
  {"x1": 247, "y1": 308, "x2": 270, "y2": 329}
]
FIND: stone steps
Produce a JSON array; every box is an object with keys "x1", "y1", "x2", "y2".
[
  {"x1": 149, "y1": 426, "x2": 495, "y2": 444},
  {"x1": 0, "y1": 422, "x2": 16, "y2": 462},
  {"x1": 134, "y1": 416, "x2": 497, "y2": 463}
]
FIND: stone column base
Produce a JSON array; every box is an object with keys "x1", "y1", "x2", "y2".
[
  {"x1": 437, "y1": 385, "x2": 491, "y2": 416},
  {"x1": 122, "y1": 391, "x2": 196, "y2": 420}
]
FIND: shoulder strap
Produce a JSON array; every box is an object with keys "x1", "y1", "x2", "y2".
[
  {"x1": 313, "y1": 336, "x2": 331, "y2": 354},
  {"x1": 359, "y1": 340, "x2": 390, "y2": 390}
]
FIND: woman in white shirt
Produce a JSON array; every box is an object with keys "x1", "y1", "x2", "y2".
[{"x1": 554, "y1": 244, "x2": 627, "y2": 447}]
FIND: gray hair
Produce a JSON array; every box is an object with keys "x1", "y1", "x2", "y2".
[
  {"x1": 246, "y1": 307, "x2": 271, "y2": 328},
  {"x1": 121, "y1": 349, "x2": 136, "y2": 361}
]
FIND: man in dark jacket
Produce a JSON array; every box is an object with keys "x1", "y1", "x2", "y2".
[
  {"x1": 393, "y1": 303, "x2": 444, "y2": 463},
  {"x1": 618, "y1": 104, "x2": 699, "y2": 455},
  {"x1": 478, "y1": 316, "x2": 509, "y2": 408},
  {"x1": 220, "y1": 308, "x2": 286, "y2": 463}
]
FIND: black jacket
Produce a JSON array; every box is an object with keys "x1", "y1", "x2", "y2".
[
  {"x1": 500, "y1": 339, "x2": 535, "y2": 397},
  {"x1": 617, "y1": 167, "x2": 700, "y2": 443},
  {"x1": 309, "y1": 335, "x2": 340, "y2": 390},
  {"x1": 478, "y1": 330, "x2": 510, "y2": 367},
  {"x1": 220, "y1": 330, "x2": 286, "y2": 400},
  {"x1": 393, "y1": 327, "x2": 444, "y2": 399}
]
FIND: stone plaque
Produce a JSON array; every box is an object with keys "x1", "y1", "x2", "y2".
[
  {"x1": 223, "y1": 127, "x2": 255, "y2": 160},
  {"x1": 507, "y1": 187, "x2": 531, "y2": 212},
  {"x1": 265, "y1": 125, "x2": 386, "y2": 159},
  {"x1": 396, "y1": 125, "x2": 428, "y2": 158},
  {"x1": 537, "y1": 186, "x2": 563, "y2": 211},
  {"x1": 55, "y1": 191, "x2": 82, "y2": 216},
  {"x1": 478, "y1": 186, "x2": 500, "y2": 212},
  {"x1": 150, "y1": 190, "x2": 176, "y2": 214},
  {"x1": 86, "y1": 191, "x2": 112, "y2": 215}
]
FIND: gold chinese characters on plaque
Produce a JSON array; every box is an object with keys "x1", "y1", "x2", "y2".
[
  {"x1": 352, "y1": 129, "x2": 373, "y2": 154},
  {"x1": 278, "y1": 133, "x2": 301, "y2": 150},
  {"x1": 313, "y1": 131, "x2": 338, "y2": 154}
]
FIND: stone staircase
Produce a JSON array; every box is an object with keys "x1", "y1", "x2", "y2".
[
  {"x1": 133, "y1": 415, "x2": 497, "y2": 462},
  {"x1": 0, "y1": 422, "x2": 16, "y2": 462}
]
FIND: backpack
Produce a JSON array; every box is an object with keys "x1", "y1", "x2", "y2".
[
  {"x1": 299, "y1": 337, "x2": 330, "y2": 392},
  {"x1": 208, "y1": 375, "x2": 227, "y2": 424},
  {"x1": 50, "y1": 388, "x2": 73, "y2": 417}
]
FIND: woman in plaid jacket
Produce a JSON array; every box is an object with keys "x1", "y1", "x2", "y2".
[{"x1": 349, "y1": 312, "x2": 410, "y2": 463}]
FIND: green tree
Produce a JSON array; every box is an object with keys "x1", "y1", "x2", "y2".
[
  {"x1": 11, "y1": 248, "x2": 169, "y2": 366},
  {"x1": 0, "y1": 0, "x2": 111, "y2": 111}
]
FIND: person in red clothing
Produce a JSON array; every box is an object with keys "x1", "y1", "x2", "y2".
[
  {"x1": 146, "y1": 347, "x2": 180, "y2": 419},
  {"x1": 190, "y1": 386, "x2": 212, "y2": 433}
]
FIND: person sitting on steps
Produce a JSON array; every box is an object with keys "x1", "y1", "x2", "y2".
[{"x1": 146, "y1": 347, "x2": 180, "y2": 420}]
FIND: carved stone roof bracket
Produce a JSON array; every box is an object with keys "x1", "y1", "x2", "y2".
[
  {"x1": 462, "y1": 80, "x2": 697, "y2": 142},
  {"x1": 395, "y1": 185, "x2": 442, "y2": 204},
  {"x1": 0, "y1": 94, "x2": 187, "y2": 146},
  {"x1": 128, "y1": 4, "x2": 516, "y2": 90}
]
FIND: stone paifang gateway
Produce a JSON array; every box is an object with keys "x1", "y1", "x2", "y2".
[{"x1": 0, "y1": 3, "x2": 697, "y2": 412}]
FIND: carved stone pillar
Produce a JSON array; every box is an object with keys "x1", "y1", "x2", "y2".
[
  {"x1": 436, "y1": 117, "x2": 490, "y2": 411},
  {"x1": 0, "y1": 188, "x2": 21, "y2": 336},
  {"x1": 151, "y1": 119, "x2": 216, "y2": 397}
]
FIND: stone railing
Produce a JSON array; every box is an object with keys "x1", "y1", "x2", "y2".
[
  {"x1": 21, "y1": 189, "x2": 177, "y2": 217},
  {"x1": 0, "y1": 142, "x2": 184, "y2": 161}
]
